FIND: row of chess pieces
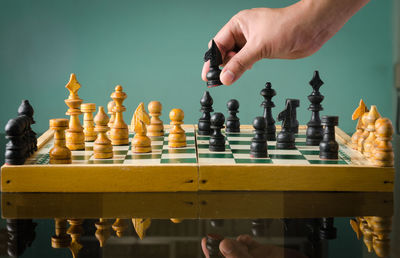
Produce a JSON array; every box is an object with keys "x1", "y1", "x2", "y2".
[
  {"x1": 350, "y1": 216, "x2": 392, "y2": 258},
  {"x1": 4, "y1": 100, "x2": 38, "y2": 165},
  {"x1": 351, "y1": 100, "x2": 394, "y2": 167},
  {"x1": 49, "y1": 73, "x2": 188, "y2": 163}
]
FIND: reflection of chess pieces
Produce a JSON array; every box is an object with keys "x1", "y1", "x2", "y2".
[
  {"x1": 49, "y1": 119, "x2": 71, "y2": 164},
  {"x1": 148, "y1": 101, "x2": 164, "y2": 136},
  {"x1": 319, "y1": 217, "x2": 337, "y2": 240},
  {"x1": 94, "y1": 107, "x2": 113, "y2": 159},
  {"x1": 360, "y1": 218, "x2": 373, "y2": 252},
  {"x1": 81, "y1": 103, "x2": 97, "y2": 142},
  {"x1": 95, "y1": 218, "x2": 111, "y2": 247},
  {"x1": 132, "y1": 218, "x2": 151, "y2": 240},
  {"x1": 373, "y1": 118, "x2": 394, "y2": 167},
  {"x1": 251, "y1": 219, "x2": 266, "y2": 237},
  {"x1": 371, "y1": 217, "x2": 391, "y2": 258},
  {"x1": 206, "y1": 234, "x2": 224, "y2": 258},
  {"x1": 131, "y1": 102, "x2": 151, "y2": 153},
  {"x1": 107, "y1": 100, "x2": 116, "y2": 128},
  {"x1": 357, "y1": 112, "x2": 370, "y2": 153},
  {"x1": 110, "y1": 85, "x2": 129, "y2": 145},
  {"x1": 351, "y1": 99, "x2": 368, "y2": 149},
  {"x1": 363, "y1": 106, "x2": 380, "y2": 159},
  {"x1": 170, "y1": 218, "x2": 183, "y2": 223},
  {"x1": 7, "y1": 219, "x2": 37, "y2": 257},
  {"x1": 168, "y1": 109, "x2": 186, "y2": 148},
  {"x1": 112, "y1": 219, "x2": 128, "y2": 238},
  {"x1": 65, "y1": 73, "x2": 85, "y2": 150},
  {"x1": 350, "y1": 218, "x2": 362, "y2": 240},
  {"x1": 52, "y1": 219, "x2": 71, "y2": 249},
  {"x1": 67, "y1": 219, "x2": 84, "y2": 254}
]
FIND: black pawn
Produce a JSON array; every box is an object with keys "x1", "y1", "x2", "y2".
[
  {"x1": 198, "y1": 91, "x2": 214, "y2": 135},
  {"x1": 204, "y1": 40, "x2": 223, "y2": 88},
  {"x1": 285, "y1": 99, "x2": 300, "y2": 134},
  {"x1": 18, "y1": 100, "x2": 37, "y2": 153},
  {"x1": 226, "y1": 99, "x2": 240, "y2": 133},
  {"x1": 250, "y1": 117, "x2": 268, "y2": 158},
  {"x1": 306, "y1": 71, "x2": 324, "y2": 146},
  {"x1": 319, "y1": 218, "x2": 337, "y2": 240},
  {"x1": 260, "y1": 82, "x2": 276, "y2": 141},
  {"x1": 319, "y1": 116, "x2": 339, "y2": 159},
  {"x1": 5, "y1": 117, "x2": 27, "y2": 165},
  {"x1": 206, "y1": 234, "x2": 224, "y2": 258},
  {"x1": 209, "y1": 112, "x2": 225, "y2": 152},
  {"x1": 276, "y1": 101, "x2": 295, "y2": 149}
]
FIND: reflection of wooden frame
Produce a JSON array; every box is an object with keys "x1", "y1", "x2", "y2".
[{"x1": 2, "y1": 192, "x2": 392, "y2": 219}]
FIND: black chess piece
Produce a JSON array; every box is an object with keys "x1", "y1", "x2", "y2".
[
  {"x1": 209, "y1": 112, "x2": 225, "y2": 151},
  {"x1": 260, "y1": 82, "x2": 276, "y2": 141},
  {"x1": 285, "y1": 99, "x2": 300, "y2": 133},
  {"x1": 306, "y1": 71, "x2": 324, "y2": 146},
  {"x1": 206, "y1": 234, "x2": 224, "y2": 258},
  {"x1": 250, "y1": 117, "x2": 268, "y2": 158},
  {"x1": 198, "y1": 91, "x2": 214, "y2": 135},
  {"x1": 204, "y1": 40, "x2": 223, "y2": 88},
  {"x1": 276, "y1": 101, "x2": 296, "y2": 149},
  {"x1": 319, "y1": 218, "x2": 337, "y2": 240},
  {"x1": 226, "y1": 99, "x2": 240, "y2": 133},
  {"x1": 18, "y1": 100, "x2": 37, "y2": 153},
  {"x1": 5, "y1": 117, "x2": 28, "y2": 165},
  {"x1": 319, "y1": 116, "x2": 339, "y2": 159}
]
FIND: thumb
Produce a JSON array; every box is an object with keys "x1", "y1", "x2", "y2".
[
  {"x1": 220, "y1": 239, "x2": 253, "y2": 258},
  {"x1": 220, "y1": 44, "x2": 261, "y2": 85}
]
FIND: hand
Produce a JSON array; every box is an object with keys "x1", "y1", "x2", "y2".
[
  {"x1": 202, "y1": 0, "x2": 369, "y2": 85},
  {"x1": 201, "y1": 234, "x2": 308, "y2": 258}
]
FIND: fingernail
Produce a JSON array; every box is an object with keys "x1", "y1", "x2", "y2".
[
  {"x1": 221, "y1": 69, "x2": 235, "y2": 84},
  {"x1": 221, "y1": 241, "x2": 234, "y2": 254}
]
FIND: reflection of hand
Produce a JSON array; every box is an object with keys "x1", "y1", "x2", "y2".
[
  {"x1": 202, "y1": 234, "x2": 308, "y2": 258},
  {"x1": 202, "y1": 0, "x2": 369, "y2": 85}
]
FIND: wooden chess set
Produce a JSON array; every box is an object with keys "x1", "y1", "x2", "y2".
[{"x1": 1, "y1": 73, "x2": 395, "y2": 192}]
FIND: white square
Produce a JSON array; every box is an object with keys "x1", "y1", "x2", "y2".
[
  {"x1": 123, "y1": 159, "x2": 161, "y2": 164},
  {"x1": 272, "y1": 159, "x2": 310, "y2": 165},
  {"x1": 161, "y1": 153, "x2": 196, "y2": 159},
  {"x1": 268, "y1": 149, "x2": 302, "y2": 155},
  {"x1": 199, "y1": 158, "x2": 235, "y2": 164}
]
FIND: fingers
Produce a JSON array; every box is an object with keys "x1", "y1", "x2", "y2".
[
  {"x1": 236, "y1": 234, "x2": 261, "y2": 249},
  {"x1": 220, "y1": 44, "x2": 261, "y2": 85},
  {"x1": 201, "y1": 237, "x2": 209, "y2": 258},
  {"x1": 220, "y1": 239, "x2": 253, "y2": 258}
]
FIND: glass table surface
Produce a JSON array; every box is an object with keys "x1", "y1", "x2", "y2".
[{"x1": 0, "y1": 191, "x2": 393, "y2": 258}]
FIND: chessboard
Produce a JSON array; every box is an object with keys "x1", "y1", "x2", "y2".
[{"x1": 1, "y1": 125, "x2": 394, "y2": 192}]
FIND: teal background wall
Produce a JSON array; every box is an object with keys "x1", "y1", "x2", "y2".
[{"x1": 0, "y1": 0, "x2": 394, "y2": 134}]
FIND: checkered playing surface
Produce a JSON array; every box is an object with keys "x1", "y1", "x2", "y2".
[
  {"x1": 197, "y1": 128, "x2": 353, "y2": 165},
  {"x1": 26, "y1": 127, "x2": 197, "y2": 165},
  {"x1": 24, "y1": 125, "x2": 364, "y2": 166}
]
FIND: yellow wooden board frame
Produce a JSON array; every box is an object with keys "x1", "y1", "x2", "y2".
[{"x1": 1, "y1": 125, "x2": 395, "y2": 192}]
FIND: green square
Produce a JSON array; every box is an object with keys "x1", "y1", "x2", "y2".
[
  {"x1": 235, "y1": 158, "x2": 273, "y2": 164},
  {"x1": 114, "y1": 150, "x2": 128, "y2": 155},
  {"x1": 197, "y1": 136, "x2": 210, "y2": 141},
  {"x1": 308, "y1": 160, "x2": 347, "y2": 165},
  {"x1": 150, "y1": 136, "x2": 164, "y2": 141},
  {"x1": 87, "y1": 159, "x2": 124, "y2": 164},
  {"x1": 229, "y1": 140, "x2": 251, "y2": 145},
  {"x1": 151, "y1": 145, "x2": 163, "y2": 150},
  {"x1": 226, "y1": 133, "x2": 253, "y2": 137},
  {"x1": 197, "y1": 144, "x2": 209, "y2": 149},
  {"x1": 126, "y1": 154, "x2": 161, "y2": 160},
  {"x1": 85, "y1": 146, "x2": 94, "y2": 151},
  {"x1": 300, "y1": 150, "x2": 320, "y2": 155},
  {"x1": 162, "y1": 148, "x2": 195, "y2": 154},
  {"x1": 295, "y1": 142, "x2": 306, "y2": 146},
  {"x1": 186, "y1": 132, "x2": 195, "y2": 137},
  {"x1": 231, "y1": 149, "x2": 250, "y2": 154},
  {"x1": 71, "y1": 155, "x2": 86, "y2": 161},
  {"x1": 199, "y1": 153, "x2": 234, "y2": 159},
  {"x1": 269, "y1": 154, "x2": 306, "y2": 160},
  {"x1": 296, "y1": 135, "x2": 306, "y2": 138},
  {"x1": 36, "y1": 154, "x2": 50, "y2": 164},
  {"x1": 160, "y1": 158, "x2": 197, "y2": 163},
  {"x1": 163, "y1": 140, "x2": 195, "y2": 145}
]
